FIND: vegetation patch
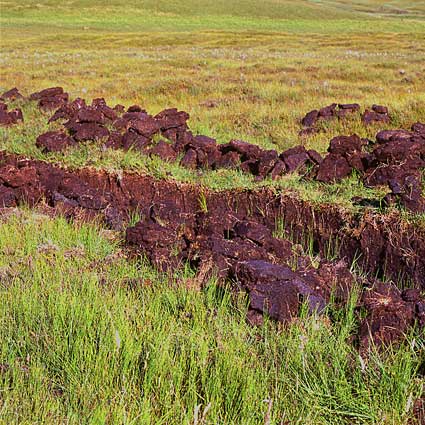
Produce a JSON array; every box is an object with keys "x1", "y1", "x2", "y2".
[{"x1": 1, "y1": 1, "x2": 425, "y2": 423}]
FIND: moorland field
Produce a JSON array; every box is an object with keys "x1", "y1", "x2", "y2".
[{"x1": 0, "y1": 1, "x2": 425, "y2": 423}]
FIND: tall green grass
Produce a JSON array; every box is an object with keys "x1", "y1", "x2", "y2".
[{"x1": 0, "y1": 210, "x2": 423, "y2": 424}]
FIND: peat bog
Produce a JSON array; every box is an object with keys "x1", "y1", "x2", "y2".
[
  {"x1": 1, "y1": 88, "x2": 425, "y2": 349},
  {"x1": 1, "y1": 1, "x2": 425, "y2": 423}
]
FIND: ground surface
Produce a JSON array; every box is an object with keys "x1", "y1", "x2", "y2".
[
  {"x1": 2, "y1": 1, "x2": 425, "y2": 206},
  {"x1": 1, "y1": 1, "x2": 425, "y2": 424}
]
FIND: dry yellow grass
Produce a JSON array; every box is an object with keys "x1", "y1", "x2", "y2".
[{"x1": 1, "y1": 0, "x2": 424, "y2": 206}]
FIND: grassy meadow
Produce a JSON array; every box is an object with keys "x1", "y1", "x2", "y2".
[
  {"x1": 1, "y1": 1, "x2": 425, "y2": 423},
  {"x1": 2, "y1": 1, "x2": 425, "y2": 208},
  {"x1": 0, "y1": 209, "x2": 424, "y2": 424}
]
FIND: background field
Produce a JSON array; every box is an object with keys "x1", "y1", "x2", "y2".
[
  {"x1": 2, "y1": 0, "x2": 425, "y2": 152},
  {"x1": 1, "y1": 1, "x2": 425, "y2": 423},
  {"x1": 2, "y1": 0, "x2": 425, "y2": 206}
]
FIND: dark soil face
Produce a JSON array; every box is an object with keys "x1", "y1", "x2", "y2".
[
  {"x1": 3, "y1": 87, "x2": 424, "y2": 213},
  {"x1": 1, "y1": 87, "x2": 425, "y2": 348},
  {"x1": 0, "y1": 151, "x2": 424, "y2": 349},
  {"x1": 411, "y1": 398, "x2": 425, "y2": 424}
]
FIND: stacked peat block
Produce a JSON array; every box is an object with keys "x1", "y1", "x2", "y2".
[
  {"x1": 30, "y1": 87, "x2": 69, "y2": 110},
  {"x1": 313, "y1": 124, "x2": 425, "y2": 212},
  {"x1": 0, "y1": 88, "x2": 24, "y2": 127},
  {"x1": 300, "y1": 103, "x2": 360, "y2": 136},
  {"x1": 300, "y1": 103, "x2": 391, "y2": 136},
  {"x1": 34, "y1": 90, "x2": 324, "y2": 180},
  {"x1": 362, "y1": 104, "x2": 390, "y2": 125}
]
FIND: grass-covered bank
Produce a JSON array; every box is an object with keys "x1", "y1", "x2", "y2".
[
  {"x1": 0, "y1": 209, "x2": 423, "y2": 424},
  {"x1": 0, "y1": 98, "x2": 394, "y2": 212}
]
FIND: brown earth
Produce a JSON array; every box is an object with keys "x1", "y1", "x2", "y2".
[
  {"x1": 299, "y1": 102, "x2": 389, "y2": 134},
  {"x1": 1, "y1": 87, "x2": 425, "y2": 348},
  {"x1": 0, "y1": 151, "x2": 424, "y2": 349}
]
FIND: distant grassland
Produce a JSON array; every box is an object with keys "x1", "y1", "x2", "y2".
[
  {"x1": 2, "y1": 0, "x2": 425, "y2": 29},
  {"x1": 1, "y1": 0, "x2": 425, "y2": 209}
]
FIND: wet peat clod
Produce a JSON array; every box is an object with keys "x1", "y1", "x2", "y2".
[
  {"x1": 3, "y1": 87, "x2": 423, "y2": 212},
  {"x1": 1, "y1": 87, "x2": 425, "y2": 347}
]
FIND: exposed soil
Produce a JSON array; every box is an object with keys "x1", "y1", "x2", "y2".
[
  {"x1": 1, "y1": 87, "x2": 425, "y2": 348},
  {"x1": 411, "y1": 398, "x2": 425, "y2": 425},
  {"x1": 2, "y1": 87, "x2": 424, "y2": 213},
  {"x1": 0, "y1": 150, "x2": 424, "y2": 349},
  {"x1": 300, "y1": 102, "x2": 389, "y2": 134}
]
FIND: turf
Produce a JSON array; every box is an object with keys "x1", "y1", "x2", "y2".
[
  {"x1": 1, "y1": 1, "x2": 425, "y2": 423},
  {"x1": 0, "y1": 209, "x2": 424, "y2": 424}
]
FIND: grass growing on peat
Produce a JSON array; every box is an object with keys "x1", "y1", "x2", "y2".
[
  {"x1": 1, "y1": 2, "x2": 425, "y2": 423},
  {"x1": 0, "y1": 98, "x2": 393, "y2": 211},
  {"x1": 1, "y1": 1, "x2": 425, "y2": 211},
  {"x1": 0, "y1": 209, "x2": 423, "y2": 424}
]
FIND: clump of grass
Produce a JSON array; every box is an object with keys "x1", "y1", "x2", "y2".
[
  {"x1": 198, "y1": 189, "x2": 208, "y2": 213},
  {"x1": 128, "y1": 206, "x2": 142, "y2": 227},
  {"x1": 0, "y1": 208, "x2": 423, "y2": 424}
]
